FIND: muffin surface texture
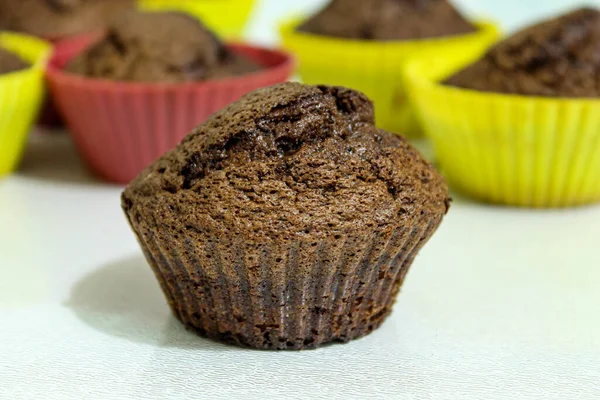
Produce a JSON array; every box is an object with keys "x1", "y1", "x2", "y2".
[
  {"x1": 68, "y1": 11, "x2": 260, "y2": 82},
  {"x1": 298, "y1": 0, "x2": 476, "y2": 40},
  {"x1": 446, "y1": 8, "x2": 600, "y2": 97},
  {"x1": 123, "y1": 83, "x2": 450, "y2": 349},
  {"x1": 0, "y1": 0, "x2": 135, "y2": 37}
]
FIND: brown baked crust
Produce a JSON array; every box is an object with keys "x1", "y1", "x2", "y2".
[
  {"x1": 298, "y1": 0, "x2": 476, "y2": 41},
  {"x1": 0, "y1": 0, "x2": 136, "y2": 37},
  {"x1": 67, "y1": 11, "x2": 261, "y2": 82},
  {"x1": 445, "y1": 8, "x2": 600, "y2": 97},
  {"x1": 122, "y1": 83, "x2": 450, "y2": 349},
  {"x1": 0, "y1": 48, "x2": 29, "y2": 75}
]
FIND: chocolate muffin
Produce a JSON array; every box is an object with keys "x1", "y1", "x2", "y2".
[
  {"x1": 0, "y1": 0, "x2": 135, "y2": 38},
  {"x1": 67, "y1": 11, "x2": 261, "y2": 83},
  {"x1": 0, "y1": 49, "x2": 29, "y2": 75},
  {"x1": 122, "y1": 83, "x2": 450, "y2": 350},
  {"x1": 445, "y1": 8, "x2": 600, "y2": 97},
  {"x1": 298, "y1": 0, "x2": 476, "y2": 40}
]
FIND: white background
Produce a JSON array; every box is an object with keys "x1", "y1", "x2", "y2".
[{"x1": 2, "y1": 1, "x2": 600, "y2": 399}]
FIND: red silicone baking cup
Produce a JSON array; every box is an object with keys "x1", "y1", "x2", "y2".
[
  {"x1": 47, "y1": 35, "x2": 294, "y2": 184},
  {"x1": 41, "y1": 34, "x2": 101, "y2": 128}
]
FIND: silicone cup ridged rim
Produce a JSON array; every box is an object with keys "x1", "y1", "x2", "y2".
[
  {"x1": 126, "y1": 202, "x2": 443, "y2": 350},
  {"x1": 407, "y1": 55, "x2": 600, "y2": 208}
]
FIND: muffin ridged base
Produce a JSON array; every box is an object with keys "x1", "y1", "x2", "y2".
[{"x1": 130, "y1": 209, "x2": 441, "y2": 350}]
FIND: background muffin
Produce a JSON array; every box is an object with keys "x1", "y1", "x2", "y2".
[
  {"x1": 408, "y1": 7, "x2": 600, "y2": 208},
  {"x1": 0, "y1": 0, "x2": 135, "y2": 38},
  {"x1": 281, "y1": 0, "x2": 499, "y2": 138},
  {"x1": 299, "y1": 0, "x2": 476, "y2": 40},
  {"x1": 445, "y1": 8, "x2": 600, "y2": 97},
  {"x1": 67, "y1": 11, "x2": 260, "y2": 82},
  {"x1": 0, "y1": 0, "x2": 136, "y2": 127},
  {"x1": 122, "y1": 83, "x2": 450, "y2": 350},
  {"x1": 138, "y1": 0, "x2": 256, "y2": 40},
  {"x1": 47, "y1": 10, "x2": 293, "y2": 183}
]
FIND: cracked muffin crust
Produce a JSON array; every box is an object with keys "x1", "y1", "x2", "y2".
[
  {"x1": 298, "y1": 0, "x2": 476, "y2": 40},
  {"x1": 122, "y1": 83, "x2": 450, "y2": 349},
  {"x1": 445, "y1": 8, "x2": 600, "y2": 97}
]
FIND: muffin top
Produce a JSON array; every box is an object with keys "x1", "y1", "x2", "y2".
[
  {"x1": 445, "y1": 8, "x2": 600, "y2": 97},
  {"x1": 122, "y1": 83, "x2": 450, "y2": 241},
  {"x1": 67, "y1": 11, "x2": 261, "y2": 82},
  {"x1": 0, "y1": 48, "x2": 29, "y2": 75},
  {"x1": 0, "y1": 0, "x2": 135, "y2": 37},
  {"x1": 298, "y1": 0, "x2": 476, "y2": 41}
]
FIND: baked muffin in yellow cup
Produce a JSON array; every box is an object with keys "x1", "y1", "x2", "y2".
[
  {"x1": 407, "y1": 8, "x2": 600, "y2": 208},
  {"x1": 280, "y1": 0, "x2": 499, "y2": 138},
  {"x1": 138, "y1": 0, "x2": 256, "y2": 39},
  {"x1": 0, "y1": 33, "x2": 51, "y2": 177}
]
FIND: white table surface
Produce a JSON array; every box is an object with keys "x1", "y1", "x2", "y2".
[{"x1": 2, "y1": 1, "x2": 600, "y2": 399}]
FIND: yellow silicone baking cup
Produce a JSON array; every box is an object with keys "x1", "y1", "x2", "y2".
[
  {"x1": 280, "y1": 19, "x2": 499, "y2": 138},
  {"x1": 138, "y1": 0, "x2": 256, "y2": 39},
  {"x1": 406, "y1": 48, "x2": 600, "y2": 208},
  {"x1": 0, "y1": 33, "x2": 51, "y2": 178}
]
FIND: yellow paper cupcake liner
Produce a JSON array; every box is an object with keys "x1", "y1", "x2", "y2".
[
  {"x1": 138, "y1": 0, "x2": 256, "y2": 39},
  {"x1": 280, "y1": 19, "x2": 499, "y2": 138},
  {"x1": 0, "y1": 33, "x2": 51, "y2": 178},
  {"x1": 406, "y1": 49, "x2": 600, "y2": 208}
]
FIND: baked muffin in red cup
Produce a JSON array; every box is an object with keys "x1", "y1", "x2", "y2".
[
  {"x1": 47, "y1": 11, "x2": 294, "y2": 184},
  {"x1": 0, "y1": 0, "x2": 137, "y2": 127}
]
